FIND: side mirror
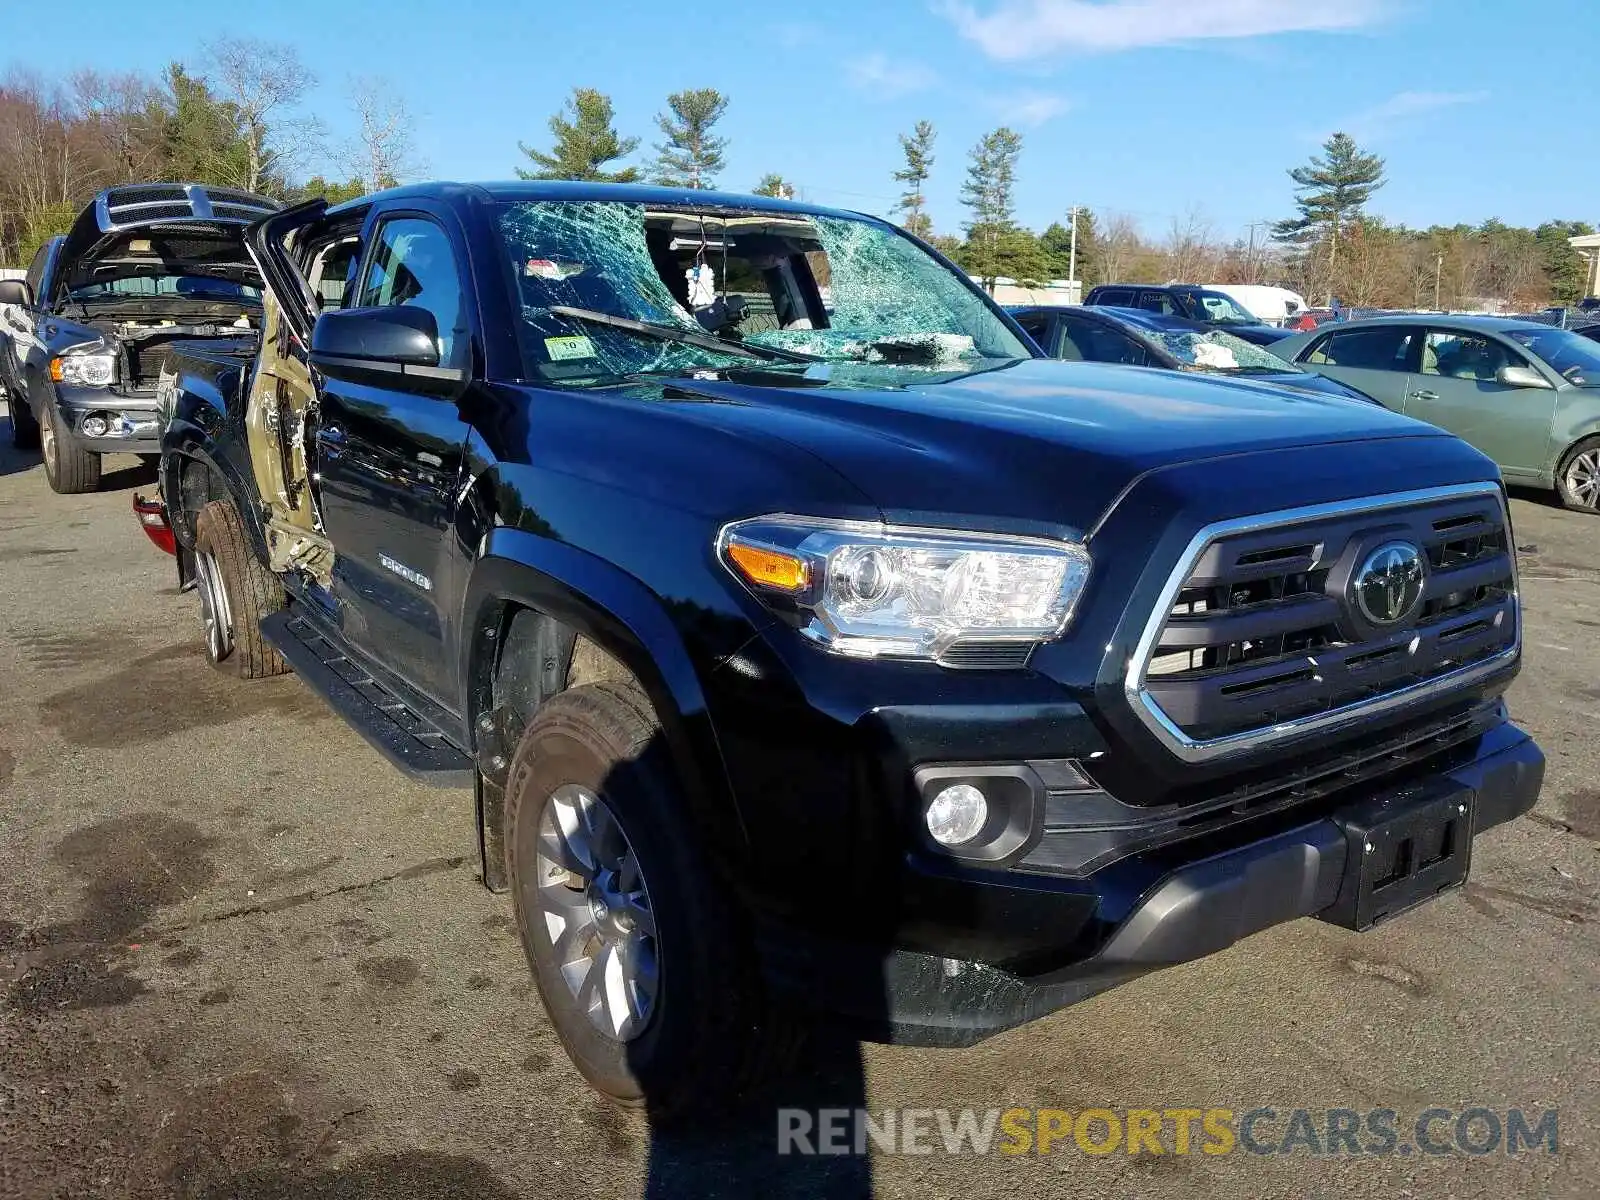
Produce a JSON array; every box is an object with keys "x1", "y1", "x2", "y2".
[
  {"x1": 308, "y1": 306, "x2": 466, "y2": 395},
  {"x1": 1496, "y1": 364, "x2": 1552, "y2": 390},
  {"x1": 0, "y1": 279, "x2": 34, "y2": 307}
]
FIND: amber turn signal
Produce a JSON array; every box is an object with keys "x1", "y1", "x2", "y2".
[
  {"x1": 48, "y1": 358, "x2": 64, "y2": 382},
  {"x1": 727, "y1": 541, "x2": 810, "y2": 592}
]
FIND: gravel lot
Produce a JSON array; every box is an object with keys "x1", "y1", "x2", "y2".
[{"x1": 1, "y1": 398, "x2": 1595, "y2": 1199}]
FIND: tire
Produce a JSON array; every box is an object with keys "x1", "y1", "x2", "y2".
[
  {"x1": 505, "y1": 681, "x2": 793, "y2": 1121},
  {"x1": 6, "y1": 390, "x2": 40, "y2": 450},
  {"x1": 1556, "y1": 436, "x2": 1600, "y2": 513},
  {"x1": 192, "y1": 499, "x2": 289, "y2": 678},
  {"x1": 39, "y1": 402, "x2": 100, "y2": 493}
]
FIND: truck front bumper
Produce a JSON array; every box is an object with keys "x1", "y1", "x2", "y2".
[
  {"x1": 759, "y1": 721, "x2": 1543, "y2": 1046},
  {"x1": 54, "y1": 387, "x2": 161, "y2": 454}
]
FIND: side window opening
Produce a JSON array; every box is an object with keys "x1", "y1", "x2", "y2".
[
  {"x1": 1308, "y1": 327, "x2": 1416, "y2": 371},
  {"x1": 24, "y1": 240, "x2": 53, "y2": 298},
  {"x1": 306, "y1": 233, "x2": 363, "y2": 312},
  {"x1": 357, "y1": 217, "x2": 468, "y2": 368},
  {"x1": 1421, "y1": 331, "x2": 1525, "y2": 382}
]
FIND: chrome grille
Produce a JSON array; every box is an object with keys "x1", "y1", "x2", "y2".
[{"x1": 1127, "y1": 484, "x2": 1519, "y2": 761}]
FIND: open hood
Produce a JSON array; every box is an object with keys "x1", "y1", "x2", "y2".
[{"x1": 52, "y1": 183, "x2": 279, "y2": 299}]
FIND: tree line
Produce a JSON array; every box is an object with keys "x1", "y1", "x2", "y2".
[
  {"x1": 4, "y1": 57, "x2": 1592, "y2": 311},
  {"x1": 0, "y1": 40, "x2": 417, "y2": 265}
]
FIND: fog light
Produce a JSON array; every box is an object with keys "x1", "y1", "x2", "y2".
[
  {"x1": 81, "y1": 415, "x2": 109, "y2": 437},
  {"x1": 925, "y1": 783, "x2": 988, "y2": 847}
]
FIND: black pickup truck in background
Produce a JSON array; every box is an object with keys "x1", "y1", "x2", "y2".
[
  {"x1": 157, "y1": 181, "x2": 1542, "y2": 1117},
  {"x1": 1083, "y1": 283, "x2": 1295, "y2": 346},
  {"x1": 0, "y1": 183, "x2": 275, "y2": 492}
]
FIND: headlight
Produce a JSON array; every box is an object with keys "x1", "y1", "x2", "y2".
[
  {"x1": 51, "y1": 350, "x2": 117, "y2": 388},
  {"x1": 719, "y1": 515, "x2": 1091, "y2": 665}
]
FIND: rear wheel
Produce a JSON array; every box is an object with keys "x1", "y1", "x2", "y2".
[
  {"x1": 505, "y1": 681, "x2": 793, "y2": 1121},
  {"x1": 6, "y1": 389, "x2": 40, "y2": 450},
  {"x1": 192, "y1": 499, "x2": 289, "y2": 678},
  {"x1": 39, "y1": 403, "x2": 100, "y2": 493},
  {"x1": 1557, "y1": 436, "x2": 1600, "y2": 513}
]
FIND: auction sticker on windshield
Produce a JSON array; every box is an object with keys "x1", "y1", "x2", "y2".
[{"x1": 544, "y1": 335, "x2": 597, "y2": 361}]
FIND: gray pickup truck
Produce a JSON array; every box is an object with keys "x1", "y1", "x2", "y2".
[{"x1": 0, "y1": 183, "x2": 275, "y2": 492}]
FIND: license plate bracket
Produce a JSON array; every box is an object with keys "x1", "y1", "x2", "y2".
[{"x1": 1319, "y1": 781, "x2": 1473, "y2": 931}]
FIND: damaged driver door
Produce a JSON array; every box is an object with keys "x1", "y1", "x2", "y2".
[{"x1": 307, "y1": 206, "x2": 476, "y2": 708}]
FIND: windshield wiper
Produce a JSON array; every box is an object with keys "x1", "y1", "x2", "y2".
[{"x1": 547, "y1": 305, "x2": 822, "y2": 364}]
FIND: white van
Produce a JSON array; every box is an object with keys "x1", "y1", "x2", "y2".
[{"x1": 1202, "y1": 284, "x2": 1310, "y2": 327}]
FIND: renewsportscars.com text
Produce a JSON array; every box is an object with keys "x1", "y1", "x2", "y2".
[{"x1": 777, "y1": 1106, "x2": 1559, "y2": 1157}]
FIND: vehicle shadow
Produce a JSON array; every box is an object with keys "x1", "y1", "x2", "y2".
[
  {"x1": 100, "y1": 456, "x2": 160, "y2": 493},
  {"x1": 1506, "y1": 484, "x2": 1566, "y2": 514},
  {"x1": 0, "y1": 411, "x2": 40, "y2": 478},
  {"x1": 638, "y1": 1030, "x2": 874, "y2": 1198},
  {"x1": 595, "y1": 721, "x2": 924, "y2": 1198}
]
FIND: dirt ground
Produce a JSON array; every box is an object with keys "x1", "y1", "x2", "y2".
[{"x1": 1, "y1": 403, "x2": 1595, "y2": 1198}]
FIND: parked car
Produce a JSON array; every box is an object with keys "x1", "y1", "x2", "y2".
[
  {"x1": 158, "y1": 181, "x2": 1539, "y2": 1116},
  {"x1": 0, "y1": 183, "x2": 275, "y2": 492},
  {"x1": 1009, "y1": 304, "x2": 1375, "y2": 401},
  {"x1": 1280, "y1": 315, "x2": 1600, "y2": 511},
  {"x1": 1083, "y1": 283, "x2": 1294, "y2": 346},
  {"x1": 1575, "y1": 322, "x2": 1600, "y2": 344}
]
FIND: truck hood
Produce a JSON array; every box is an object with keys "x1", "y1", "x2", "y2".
[
  {"x1": 53, "y1": 184, "x2": 277, "y2": 298},
  {"x1": 641, "y1": 357, "x2": 1465, "y2": 534}
]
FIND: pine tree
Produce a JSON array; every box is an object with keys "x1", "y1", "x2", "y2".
[
  {"x1": 1039, "y1": 212, "x2": 1099, "y2": 284},
  {"x1": 652, "y1": 89, "x2": 729, "y2": 189},
  {"x1": 959, "y1": 127, "x2": 1023, "y2": 291},
  {"x1": 753, "y1": 173, "x2": 794, "y2": 199},
  {"x1": 1273, "y1": 131, "x2": 1385, "y2": 275},
  {"x1": 518, "y1": 87, "x2": 639, "y2": 182},
  {"x1": 893, "y1": 120, "x2": 936, "y2": 239}
]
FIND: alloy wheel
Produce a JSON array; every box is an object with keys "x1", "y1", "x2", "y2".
[
  {"x1": 40, "y1": 407, "x2": 55, "y2": 472},
  {"x1": 534, "y1": 783, "x2": 659, "y2": 1042},
  {"x1": 194, "y1": 549, "x2": 234, "y2": 662},
  {"x1": 1566, "y1": 449, "x2": 1600, "y2": 510}
]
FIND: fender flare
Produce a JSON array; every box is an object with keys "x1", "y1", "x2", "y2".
[
  {"x1": 158, "y1": 421, "x2": 267, "y2": 561},
  {"x1": 460, "y1": 527, "x2": 749, "y2": 871}
]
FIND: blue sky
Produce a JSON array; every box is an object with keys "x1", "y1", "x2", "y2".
[{"x1": 7, "y1": 0, "x2": 1598, "y2": 242}]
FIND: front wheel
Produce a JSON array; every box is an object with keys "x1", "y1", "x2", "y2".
[
  {"x1": 192, "y1": 500, "x2": 289, "y2": 678},
  {"x1": 1557, "y1": 436, "x2": 1600, "y2": 513},
  {"x1": 505, "y1": 681, "x2": 793, "y2": 1121},
  {"x1": 39, "y1": 403, "x2": 100, "y2": 493}
]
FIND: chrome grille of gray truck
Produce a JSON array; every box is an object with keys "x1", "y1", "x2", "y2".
[{"x1": 1125, "y1": 483, "x2": 1519, "y2": 762}]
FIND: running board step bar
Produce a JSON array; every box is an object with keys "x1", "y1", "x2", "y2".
[{"x1": 260, "y1": 609, "x2": 475, "y2": 787}]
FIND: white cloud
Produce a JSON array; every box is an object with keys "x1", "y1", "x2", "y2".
[
  {"x1": 942, "y1": 0, "x2": 1386, "y2": 60},
  {"x1": 986, "y1": 90, "x2": 1072, "y2": 125},
  {"x1": 844, "y1": 54, "x2": 938, "y2": 99},
  {"x1": 1335, "y1": 89, "x2": 1489, "y2": 142}
]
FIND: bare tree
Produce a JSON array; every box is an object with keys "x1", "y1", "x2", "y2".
[
  {"x1": 344, "y1": 76, "x2": 422, "y2": 191},
  {"x1": 1095, "y1": 212, "x2": 1141, "y2": 283},
  {"x1": 205, "y1": 37, "x2": 319, "y2": 192},
  {"x1": 1164, "y1": 207, "x2": 1216, "y2": 283}
]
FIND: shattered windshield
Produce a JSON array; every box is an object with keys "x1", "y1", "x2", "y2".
[
  {"x1": 1141, "y1": 328, "x2": 1297, "y2": 374},
  {"x1": 492, "y1": 201, "x2": 1031, "y2": 382}
]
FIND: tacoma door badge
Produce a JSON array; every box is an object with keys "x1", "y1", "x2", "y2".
[{"x1": 379, "y1": 553, "x2": 433, "y2": 592}]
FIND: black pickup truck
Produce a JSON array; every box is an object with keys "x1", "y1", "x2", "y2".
[
  {"x1": 156, "y1": 181, "x2": 1542, "y2": 1116},
  {"x1": 0, "y1": 183, "x2": 274, "y2": 492}
]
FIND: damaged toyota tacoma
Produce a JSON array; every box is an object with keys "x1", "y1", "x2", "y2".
[
  {"x1": 0, "y1": 183, "x2": 275, "y2": 492},
  {"x1": 155, "y1": 181, "x2": 1543, "y2": 1116}
]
